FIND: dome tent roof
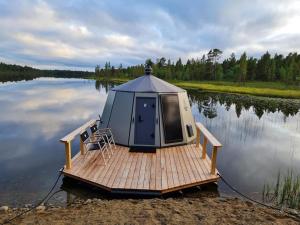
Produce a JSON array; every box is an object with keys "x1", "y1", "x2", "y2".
[{"x1": 112, "y1": 74, "x2": 185, "y2": 93}]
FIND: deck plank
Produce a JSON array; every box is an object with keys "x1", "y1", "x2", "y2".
[
  {"x1": 92, "y1": 146, "x2": 120, "y2": 183},
  {"x1": 124, "y1": 152, "x2": 139, "y2": 189},
  {"x1": 164, "y1": 148, "x2": 174, "y2": 188},
  {"x1": 131, "y1": 153, "x2": 143, "y2": 189},
  {"x1": 77, "y1": 150, "x2": 102, "y2": 178},
  {"x1": 91, "y1": 146, "x2": 120, "y2": 183},
  {"x1": 155, "y1": 149, "x2": 162, "y2": 190},
  {"x1": 173, "y1": 146, "x2": 185, "y2": 186},
  {"x1": 192, "y1": 144, "x2": 212, "y2": 176},
  {"x1": 186, "y1": 144, "x2": 206, "y2": 181},
  {"x1": 143, "y1": 154, "x2": 152, "y2": 190},
  {"x1": 99, "y1": 147, "x2": 125, "y2": 187},
  {"x1": 189, "y1": 144, "x2": 211, "y2": 181},
  {"x1": 160, "y1": 148, "x2": 168, "y2": 190},
  {"x1": 149, "y1": 153, "x2": 156, "y2": 190},
  {"x1": 169, "y1": 147, "x2": 180, "y2": 187},
  {"x1": 106, "y1": 148, "x2": 128, "y2": 188},
  {"x1": 180, "y1": 145, "x2": 197, "y2": 183},
  {"x1": 71, "y1": 150, "x2": 95, "y2": 175},
  {"x1": 176, "y1": 146, "x2": 190, "y2": 185},
  {"x1": 186, "y1": 145, "x2": 206, "y2": 181},
  {"x1": 112, "y1": 148, "x2": 133, "y2": 188},
  {"x1": 137, "y1": 154, "x2": 147, "y2": 189}
]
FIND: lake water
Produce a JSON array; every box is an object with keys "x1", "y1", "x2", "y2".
[{"x1": 0, "y1": 78, "x2": 299, "y2": 206}]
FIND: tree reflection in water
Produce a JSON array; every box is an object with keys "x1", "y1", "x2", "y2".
[{"x1": 188, "y1": 90, "x2": 300, "y2": 120}]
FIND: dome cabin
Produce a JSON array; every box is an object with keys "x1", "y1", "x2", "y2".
[
  {"x1": 60, "y1": 65, "x2": 222, "y2": 195},
  {"x1": 99, "y1": 66, "x2": 196, "y2": 149}
]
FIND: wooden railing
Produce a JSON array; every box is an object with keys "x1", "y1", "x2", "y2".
[
  {"x1": 60, "y1": 119, "x2": 97, "y2": 169},
  {"x1": 195, "y1": 122, "x2": 222, "y2": 175}
]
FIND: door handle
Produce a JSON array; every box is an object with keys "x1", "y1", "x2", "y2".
[{"x1": 138, "y1": 115, "x2": 143, "y2": 122}]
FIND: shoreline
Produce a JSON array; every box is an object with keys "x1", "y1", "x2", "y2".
[
  {"x1": 94, "y1": 77, "x2": 300, "y2": 99},
  {"x1": 1, "y1": 196, "x2": 299, "y2": 225}
]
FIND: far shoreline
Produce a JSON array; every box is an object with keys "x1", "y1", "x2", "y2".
[{"x1": 93, "y1": 77, "x2": 300, "y2": 99}]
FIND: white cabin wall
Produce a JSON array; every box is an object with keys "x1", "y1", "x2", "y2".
[{"x1": 178, "y1": 92, "x2": 196, "y2": 143}]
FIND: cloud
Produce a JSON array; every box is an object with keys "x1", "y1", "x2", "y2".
[{"x1": 0, "y1": 0, "x2": 300, "y2": 70}]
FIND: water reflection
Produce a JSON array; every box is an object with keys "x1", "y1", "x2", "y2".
[
  {"x1": 189, "y1": 90, "x2": 300, "y2": 198},
  {"x1": 0, "y1": 78, "x2": 109, "y2": 206},
  {"x1": 189, "y1": 90, "x2": 300, "y2": 119},
  {"x1": 0, "y1": 78, "x2": 299, "y2": 206}
]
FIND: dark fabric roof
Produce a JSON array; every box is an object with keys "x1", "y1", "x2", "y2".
[{"x1": 112, "y1": 75, "x2": 185, "y2": 93}]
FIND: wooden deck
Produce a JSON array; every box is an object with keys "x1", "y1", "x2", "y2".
[
  {"x1": 63, "y1": 144, "x2": 219, "y2": 194},
  {"x1": 60, "y1": 120, "x2": 222, "y2": 195}
]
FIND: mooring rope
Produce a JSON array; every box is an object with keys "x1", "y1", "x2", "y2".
[
  {"x1": 1, "y1": 168, "x2": 64, "y2": 225},
  {"x1": 218, "y1": 173, "x2": 300, "y2": 220}
]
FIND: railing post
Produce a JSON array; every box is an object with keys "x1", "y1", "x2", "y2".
[
  {"x1": 202, "y1": 137, "x2": 207, "y2": 159},
  {"x1": 65, "y1": 141, "x2": 72, "y2": 169},
  {"x1": 80, "y1": 139, "x2": 85, "y2": 155},
  {"x1": 196, "y1": 127, "x2": 201, "y2": 147},
  {"x1": 211, "y1": 146, "x2": 218, "y2": 175}
]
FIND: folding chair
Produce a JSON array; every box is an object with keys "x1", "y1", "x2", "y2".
[
  {"x1": 80, "y1": 130, "x2": 110, "y2": 165},
  {"x1": 90, "y1": 124, "x2": 116, "y2": 153}
]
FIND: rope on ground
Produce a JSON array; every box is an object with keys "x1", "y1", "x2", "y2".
[
  {"x1": 218, "y1": 173, "x2": 300, "y2": 220},
  {"x1": 1, "y1": 168, "x2": 64, "y2": 225}
]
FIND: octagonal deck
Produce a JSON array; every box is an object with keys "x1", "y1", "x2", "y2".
[{"x1": 63, "y1": 144, "x2": 219, "y2": 194}]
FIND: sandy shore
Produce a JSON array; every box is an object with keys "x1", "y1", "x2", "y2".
[{"x1": 1, "y1": 197, "x2": 299, "y2": 225}]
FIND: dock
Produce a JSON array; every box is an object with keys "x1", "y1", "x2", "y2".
[{"x1": 60, "y1": 120, "x2": 222, "y2": 195}]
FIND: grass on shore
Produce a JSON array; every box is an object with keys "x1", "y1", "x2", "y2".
[
  {"x1": 94, "y1": 77, "x2": 300, "y2": 99},
  {"x1": 263, "y1": 171, "x2": 300, "y2": 210}
]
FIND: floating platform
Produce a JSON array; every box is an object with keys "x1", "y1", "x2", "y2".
[
  {"x1": 60, "y1": 120, "x2": 222, "y2": 195},
  {"x1": 63, "y1": 144, "x2": 219, "y2": 194}
]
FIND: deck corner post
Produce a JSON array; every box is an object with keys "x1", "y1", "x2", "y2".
[
  {"x1": 80, "y1": 138, "x2": 85, "y2": 155},
  {"x1": 202, "y1": 137, "x2": 208, "y2": 159},
  {"x1": 210, "y1": 146, "x2": 218, "y2": 175},
  {"x1": 196, "y1": 127, "x2": 201, "y2": 148},
  {"x1": 65, "y1": 141, "x2": 72, "y2": 169}
]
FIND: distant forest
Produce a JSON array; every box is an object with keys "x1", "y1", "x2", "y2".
[
  {"x1": 95, "y1": 50, "x2": 300, "y2": 84},
  {"x1": 1, "y1": 50, "x2": 300, "y2": 84},
  {"x1": 0, "y1": 62, "x2": 93, "y2": 82}
]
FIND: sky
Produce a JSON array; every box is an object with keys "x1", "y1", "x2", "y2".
[{"x1": 0, "y1": 0, "x2": 300, "y2": 71}]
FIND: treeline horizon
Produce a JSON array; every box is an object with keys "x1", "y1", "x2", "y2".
[
  {"x1": 1, "y1": 49, "x2": 300, "y2": 84},
  {"x1": 95, "y1": 50, "x2": 300, "y2": 84},
  {"x1": 0, "y1": 62, "x2": 93, "y2": 82}
]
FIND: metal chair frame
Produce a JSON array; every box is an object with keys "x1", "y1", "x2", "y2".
[
  {"x1": 80, "y1": 130, "x2": 111, "y2": 165},
  {"x1": 90, "y1": 123, "x2": 116, "y2": 152}
]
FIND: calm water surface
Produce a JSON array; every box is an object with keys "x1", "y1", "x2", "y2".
[{"x1": 0, "y1": 78, "x2": 299, "y2": 206}]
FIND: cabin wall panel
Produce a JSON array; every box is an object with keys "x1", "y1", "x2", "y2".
[
  {"x1": 100, "y1": 91, "x2": 116, "y2": 128},
  {"x1": 108, "y1": 92, "x2": 134, "y2": 145},
  {"x1": 178, "y1": 92, "x2": 196, "y2": 143}
]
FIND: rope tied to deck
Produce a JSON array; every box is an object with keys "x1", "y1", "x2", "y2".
[{"x1": 1, "y1": 168, "x2": 64, "y2": 225}]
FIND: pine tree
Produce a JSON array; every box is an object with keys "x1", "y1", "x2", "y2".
[
  {"x1": 95, "y1": 65, "x2": 100, "y2": 77},
  {"x1": 239, "y1": 52, "x2": 247, "y2": 83},
  {"x1": 247, "y1": 57, "x2": 257, "y2": 80},
  {"x1": 207, "y1": 49, "x2": 223, "y2": 80}
]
